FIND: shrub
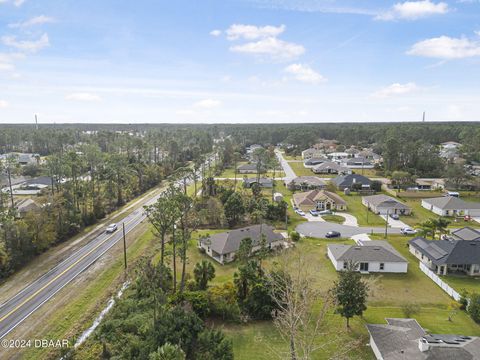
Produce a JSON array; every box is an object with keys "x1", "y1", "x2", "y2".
[
  {"x1": 468, "y1": 293, "x2": 480, "y2": 323},
  {"x1": 290, "y1": 231, "x2": 300, "y2": 242},
  {"x1": 401, "y1": 303, "x2": 421, "y2": 318}
]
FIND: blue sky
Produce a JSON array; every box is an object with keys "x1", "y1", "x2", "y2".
[{"x1": 0, "y1": 0, "x2": 479, "y2": 123}]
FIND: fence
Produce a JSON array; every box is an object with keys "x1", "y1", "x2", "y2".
[{"x1": 419, "y1": 262, "x2": 462, "y2": 301}]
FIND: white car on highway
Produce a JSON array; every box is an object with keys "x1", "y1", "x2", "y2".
[{"x1": 106, "y1": 223, "x2": 118, "y2": 233}]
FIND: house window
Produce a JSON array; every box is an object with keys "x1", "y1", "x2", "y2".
[
  {"x1": 343, "y1": 262, "x2": 347, "y2": 270},
  {"x1": 359, "y1": 262, "x2": 369, "y2": 271},
  {"x1": 380, "y1": 263, "x2": 385, "y2": 270}
]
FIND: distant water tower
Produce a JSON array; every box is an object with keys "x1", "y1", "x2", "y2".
[
  {"x1": 422, "y1": 111, "x2": 425, "y2": 122},
  {"x1": 35, "y1": 114, "x2": 39, "y2": 130}
]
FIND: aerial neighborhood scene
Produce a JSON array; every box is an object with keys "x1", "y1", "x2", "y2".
[{"x1": 1, "y1": 1, "x2": 480, "y2": 360}]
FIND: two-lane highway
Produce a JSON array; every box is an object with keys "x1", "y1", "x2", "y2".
[{"x1": 0, "y1": 155, "x2": 215, "y2": 340}]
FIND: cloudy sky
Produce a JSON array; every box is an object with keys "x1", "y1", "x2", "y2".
[{"x1": 0, "y1": 0, "x2": 479, "y2": 123}]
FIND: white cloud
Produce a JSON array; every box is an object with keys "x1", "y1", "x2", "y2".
[
  {"x1": 210, "y1": 29, "x2": 222, "y2": 37},
  {"x1": 372, "y1": 82, "x2": 419, "y2": 97},
  {"x1": 0, "y1": 52, "x2": 25, "y2": 72},
  {"x1": 65, "y1": 92, "x2": 102, "y2": 102},
  {"x1": 2, "y1": 33, "x2": 49, "y2": 53},
  {"x1": 194, "y1": 99, "x2": 221, "y2": 108},
  {"x1": 225, "y1": 24, "x2": 285, "y2": 40},
  {"x1": 230, "y1": 37, "x2": 305, "y2": 61},
  {"x1": 9, "y1": 15, "x2": 54, "y2": 28},
  {"x1": 376, "y1": 0, "x2": 449, "y2": 20},
  {"x1": 284, "y1": 63, "x2": 326, "y2": 84},
  {"x1": 0, "y1": 100, "x2": 8, "y2": 108},
  {"x1": 407, "y1": 35, "x2": 480, "y2": 59},
  {"x1": 14, "y1": 0, "x2": 25, "y2": 6}
]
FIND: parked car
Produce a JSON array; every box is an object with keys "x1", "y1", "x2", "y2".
[
  {"x1": 106, "y1": 223, "x2": 118, "y2": 233},
  {"x1": 389, "y1": 213, "x2": 400, "y2": 220},
  {"x1": 318, "y1": 209, "x2": 332, "y2": 215},
  {"x1": 401, "y1": 227, "x2": 417, "y2": 235},
  {"x1": 309, "y1": 209, "x2": 319, "y2": 216},
  {"x1": 325, "y1": 231, "x2": 341, "y2": 238},
  {"x1": 295, "y1": 209, "x2": 305, "y2": 216}
]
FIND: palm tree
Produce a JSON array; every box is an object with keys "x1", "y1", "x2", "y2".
[
  {"x1": 417, "y1": 219, "x2": 437, "y2": 239},
  {"x1": 193, "y1": 260, "x2": 216, "y2": 290}
]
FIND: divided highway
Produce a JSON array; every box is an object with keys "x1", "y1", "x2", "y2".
[{"x1": 0, "y1": 156, "x2": 214, "y2": 340}]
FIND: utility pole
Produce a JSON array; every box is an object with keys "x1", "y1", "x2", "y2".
[
  {"x1": 384, "y1": 210, "x2": 389, "y2": 238},
  {"x1": 122, "y1": 223, "x2": 127, "y2": 270}
]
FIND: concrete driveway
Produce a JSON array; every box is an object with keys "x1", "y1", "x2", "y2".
[
  {"x1": 296, "y1": 221, "x2": 402, "y2": 238},
  {"x1": 379, "y1": 215, "x2": 409, "y2": 228}
]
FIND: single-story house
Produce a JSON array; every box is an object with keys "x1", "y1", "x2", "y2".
[
  {"x1": 198, "y1": 224, "x2": 285, "y2": 264},
  {"x1": 441, "y1": 141, "x2": 461, "y2": 150},
  {"x1": 243, "y1": 178, "x2": 273, "y2": 188},
  {"x1": 362, "y1": 194, "x2": 411, "y2": 215},
  {"x1": 450, "y1": 227, "x2": 480, "y2": 241},
  {"x1": 18, "y1": 153, "x2": 39, "y2": 165},
  {"x1": 421, "y1": 196, "x2": 480, "y2": 217},
  {"x1": 301, "y1": 148, "x2": 324, "y2": 159},
  {"x1": 286, "y1": 176, "x2": 326, "y2": 191},
  {"x1": 415, "y1": 178, "x2": 445, "y2": 191},
  {"x1": 304, "y1": 157, "x2": 328, "y2": 167},
  {"x1": 237, "y1": 163, "x2": 261, "y2": 174},
  {"x1": 409, "y1": 237, "x2": 480, "y2": 276},
  {"x1": 367, "y1": 318, "x2": 480, "y2": 360},
  {"x1": 326, "y1": 152, "x2": 349, "y2": 161},
  {"x1": 293, "y1": 189, "x2": 347, "y2": 211},
  {"x1": 331, "y1": 174, "x2": 372, "y2": 191},
  {"x1": 327, "y1": 240, "x2": 408, "y2": 273},
  {"x1": 15, "y1": 198, "x2": 40, "y2": 218},
  {"x1": 312, "y1": 161, "x2": 351, "y2": 175},
  {"x1": 341, "y1": 157, "x2": 374, "y2": 169}
]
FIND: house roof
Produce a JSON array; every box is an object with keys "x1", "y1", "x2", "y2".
[
  {"x1": 237, "y1": 163, "x2": 258, "y2": 171},
  {"x1": 363, "y1": 194, "x2": 410, "y2": 210},
  {"x1": 343, "y1": 157, "x2": 373, "y2": 165},
  {"x1": 16, "y1": 198, "x2": 40, "y2": 213},
  {"x1": 304, "y1": 157, "x2": 328, "y2": 165},
  {"x1": 201, "y1": 224, "x2": 284, "y2": 255},
  {"x1": 451, "y1": 227, "x2": 480, "y2": 241},
  {"x1": 293, "y1": 189, "x2": 346, "y2": 207},
  {"x1": 409, "y1": 237, "x2": 480, "y2": 265},
  {"x1": 328, "y1": 241, "x2": 407, "y2": 263},
  {"x1": 422, "y1": 196, "x2": 480, "y2": 210},
  {"x1": 24, "y1": 176, "x2": 55, "y2": 187},
  {"x1": 288, "y1": 176, "x2": 326, "y2": 187},
  {"x1": 312, "y1": 161, "x2": 348, "y2": 172},
  {"x1": 331, "y1": 174, "x2": 372, "y2": 188},
  {"x1": 367, "y1": 318, "x2": 480, "y2": 360},
  {"x1": 244, "y1": 178, "x2": 273, "y2": 186}
]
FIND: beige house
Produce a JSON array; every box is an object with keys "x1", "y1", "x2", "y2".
[{"x1": 293, "y1": 189, "x2": 347, "y2": 211}]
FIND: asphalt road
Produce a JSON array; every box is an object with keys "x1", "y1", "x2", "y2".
[
  {"x1": 0, "y1": 157, "x2": 213, "y2": 340},
  {"x1": 296, "y1": 221, "x2": 403, "y2": 238}
]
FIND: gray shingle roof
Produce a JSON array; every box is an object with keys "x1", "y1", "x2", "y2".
[
  {"x1": 451, "y1": 227, "x2": 480, "y2": 241},
  {"x1": 328, "y1": 241, "x2": 407, "y2": 263},
  {"x1": 422, "y1": 196, "x2": 480, "y2": 210},
  {"x1": 409, "y1": 237, "x2": 480, "y2": 265},
  {"x1": 367, "y1": 318, "x2": 480, "y2": 360},
  {"x1": 288, "y1": 176, "x2": 326, "y2": 187},
  {"x1": 363, "y1": 194, "x2": 410, "y2": 210},
  {"x1": 332, "y1": 174, "x2": 372, "y2": 188},
  {"x1": 237, "y1": 163, "x2": 258, "y2": 171},
  {"x1": 201, "y1": 224, "x2": 283, "y2": 255}
]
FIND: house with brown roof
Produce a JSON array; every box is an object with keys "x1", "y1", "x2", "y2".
[{"x1": 293, "y1": 189, "x2": 347, "y2": 211}]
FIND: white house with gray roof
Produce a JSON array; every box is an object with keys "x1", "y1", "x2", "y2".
[
  {"x1": 362, "y1": 194, "x2": 411, "y2": 215},
  {"x1": 421, "y1": 196, "x2": 480, "y2": 217},
  {"x1": 198, "y1": 224, "x2": 285, "y2": 264},
  {"x1": 327, "y1": 240, "x2": 408, "y2": 273}
]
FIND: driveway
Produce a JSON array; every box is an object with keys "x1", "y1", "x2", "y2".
[
  {"x1": 275, "y1": 149, "x2": 297, "y2": 181},
  {"x1": 296, "y1": 221, "x2": 402, "y2": 238},
  {"x1": 379, "y1": 215, "x2": 409, "y2": 228},
  {"x1": 335, "y1": 213, "x2": 358, "y2": 226},
  {"x1": 474, "y1": 217, "x2": 480, "y2": 224}
]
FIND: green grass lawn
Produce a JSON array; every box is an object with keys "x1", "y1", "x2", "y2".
[
  {"x1": 338, "y1": 193, "x2": 386, "y2": 226},
  {"x1": 287, "y1": 161, "x2": 314, "y2": 177},
  {"x1": 282, "y1": 154, "x2": 302, "y2": 161},
  {"x1": 218, "y1": 163, "x2": 284, "y2": 179},
  {"x1": 440, "y1": 275, "x2": 480, "y2": 296},
  {"x1": 321, "y1": 214, "x2": 345, "y2": 223}
]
